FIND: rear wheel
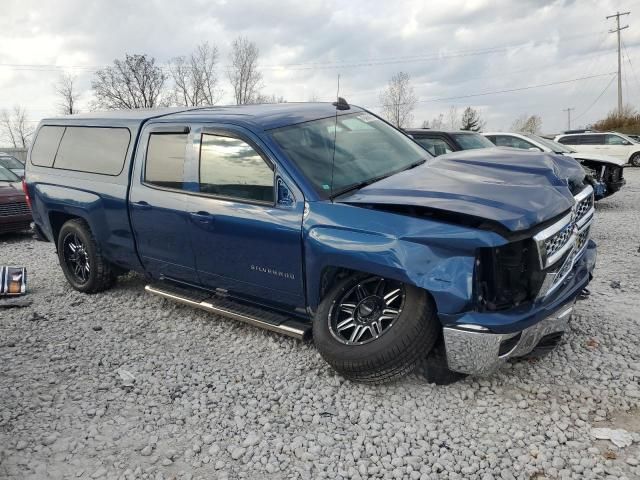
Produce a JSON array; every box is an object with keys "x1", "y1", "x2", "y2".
[
  {"x1": 313, "y1": 273, "x2": 440, "y2": 383},
  {"x1": 630, "y1": 153, "x2": 640, "y2": 167},
  {"x1": 57, "y1": 219, "x2": 116, "y2": 293}
]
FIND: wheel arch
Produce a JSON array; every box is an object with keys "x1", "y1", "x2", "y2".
[{"x1": 305, "y1": 232, "x2": 478, "y2": 317}]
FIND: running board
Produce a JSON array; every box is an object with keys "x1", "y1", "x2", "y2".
[{"x1": 145, "y1": 283, "x2": 311, "y2": 341}]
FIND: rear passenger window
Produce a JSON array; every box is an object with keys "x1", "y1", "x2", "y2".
[
  {"x1": 30, "y1": 126, "x2": 65, "y2": 167},
  {"x1": 53, "y1": 127, "x2": 130, "y2": 175},
  {"x1": 145, "y1": 133, "x2": 188, "y2": 190},
  {"x1": 556, "y1": 136, "x2": 574, "y2": 145},
  {"x1": 199, "y1": 134, "x2": 274, "y2": 203},
  {"x1": 581, "y1": 135, "x2": 605, "y2": 145}
]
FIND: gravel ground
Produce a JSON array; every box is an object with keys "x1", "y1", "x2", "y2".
[{"x1": 1, "y1": 170, "x2": 640, "y2": 480}]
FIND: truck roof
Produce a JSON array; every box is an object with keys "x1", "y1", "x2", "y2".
[{"x1": 40, "y1": 103, "x2": 364, "y2": 131}]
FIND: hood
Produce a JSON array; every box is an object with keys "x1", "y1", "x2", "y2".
[
  {"x1": 339, "y1": 148, "x2": 583, "y2": 233},
  {"x1": 565, "y1": 152, "x2": 626, "y2": 167},
  {"x1": 0, "y1": 182, "x2": 25, "y2": 199}
]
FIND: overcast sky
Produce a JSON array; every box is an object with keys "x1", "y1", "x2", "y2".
[{"x1": 1, "y1": 0, "x2": 640, "y2": 136}]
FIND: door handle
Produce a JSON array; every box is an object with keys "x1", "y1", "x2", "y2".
[
  {"x1": 190, "y1": 211, "x2": 214, "y2": 224},
  {"x1": 133, "y1": 201, "x2": 151, "y2": 210}
]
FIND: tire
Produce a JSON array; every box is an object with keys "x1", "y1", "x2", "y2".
[
  {"x1": 630, "y1": 153, "x2": 640, "y2": 167},
  {"x1": 57, "y1": 218, "x2": 116, "y2": 293},
  {"x1": 313, "y1": 273, "x2": 440, "y2": 384}
]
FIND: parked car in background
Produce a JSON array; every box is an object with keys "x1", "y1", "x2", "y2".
[
  {"x1": 484, "y1": 132, "x2": 625, "y2": 199},
  {"x1": 404, "y1": 129, "x2": 495, "y2": 156},
  {"x1": 0, "y1": 165, "x2": 31, "y2": 234},
  {"x1": 25, "y1": 103, "x2": 595, "y2": 382},
  {"x1": 0, "y1": 154, "x2": 25, "y2": 178},
  {"x1": 554, "y1": 131, "x2": 640, "y2": 167}
]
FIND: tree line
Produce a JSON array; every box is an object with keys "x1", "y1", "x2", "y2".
[
  {"x1": 2, "y1": 45, "x2": 552, "y2": 148},
  {"x1": 378, "y1": 71, "x2": 543, "y2": 133}
]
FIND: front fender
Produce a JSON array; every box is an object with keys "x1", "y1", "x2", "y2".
[{"x1": 303, "y1": 202, "x2": 507, "y2": 316}]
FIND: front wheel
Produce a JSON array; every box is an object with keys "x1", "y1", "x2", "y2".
[
  {"x1": 630, "y1": 153, "x2": 640, "y2": 167},
  {"x1": 313, "y1": 274, "x2": 440, "y2": 383},
  {"x1": 57, "y1": 219, "x2": 116, "y2": 293}
]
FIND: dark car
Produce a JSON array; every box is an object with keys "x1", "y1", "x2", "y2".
[
  {"x1": 0, "y1": 155, "x2": 25, "y2": 178},
  {"x1": 0, "y1": 166, "x2": 31, "y2": 234},
  {"x1": 404, "y1": 129, "x2": 495, "y2": 156},
  {"x1": 25, "y1": 104, "x2": 595, "y2": 382}
]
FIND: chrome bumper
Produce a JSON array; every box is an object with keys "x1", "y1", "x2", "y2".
[{"x1": 442, "y1": 303, "x2": 574, "y2": 375}]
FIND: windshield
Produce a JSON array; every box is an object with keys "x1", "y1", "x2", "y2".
[
  {"x1": 523, "y1": 133, "x2": 575, "y2": 153},
  {"x1": 616, "y1": 132, "x2": 639, "y2": 144},
  {"x1": 0, "y1": 156, "x2": 23, "y2": 169},
  {"x1": 270, "y1": 112, "x2": 428, "y2": 198},
  {"x1": 0, "y1": 165, "x2": 20, "y2": 182},
  {"x1": 450, "y1": 132, "x2": 495, "y2": 150}
]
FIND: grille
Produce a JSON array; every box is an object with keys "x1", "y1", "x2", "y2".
[
  {"x1": 576, "y1": 225, "x2": 590, "y2": 252},
  {"x1": 574, "y1": 193, "x2": 593, "y2": 223},
  {"x1": 0, "y1": 201, "x2": 30, "y2": 217},
  {"x1": 544, "y1": 223, "x2": 574, "y2": 260}
]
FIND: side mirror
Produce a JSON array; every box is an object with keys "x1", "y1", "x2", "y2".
[{"x1": 528, "y1": 147, "x2": 542, "y2": 152}]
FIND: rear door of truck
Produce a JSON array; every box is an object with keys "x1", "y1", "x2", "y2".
[{"x1": 128, "y1": 124, "x2": 200, "y2": 283}]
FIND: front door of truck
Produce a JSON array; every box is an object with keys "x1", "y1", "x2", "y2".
[
  {"x1": 185, "y1": 125, "x2": 306, "y2": 310},
  {"x1": 129, "y1": 125, "x2": 199, "y2": 283}
]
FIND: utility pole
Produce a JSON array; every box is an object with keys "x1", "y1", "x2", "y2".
[
  {"x1": 563, "y1": 107, "x2": 575, "y2": 131},
  {"x1": 607, "y1": 11, "x2": 630, "y2": 116}
]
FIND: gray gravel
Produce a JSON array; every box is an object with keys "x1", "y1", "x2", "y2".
[{"x1": 1, "y1": 170, "x2": 640, "y2": 480}]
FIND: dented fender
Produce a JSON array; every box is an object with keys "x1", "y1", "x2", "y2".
[{"x1": 304, "y1": 202, "x2": 508, "y2": 315}]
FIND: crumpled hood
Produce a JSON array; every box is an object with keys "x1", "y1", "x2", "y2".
[{"x1": 339, "y1": 148, "x2": 585, "y2": 232}]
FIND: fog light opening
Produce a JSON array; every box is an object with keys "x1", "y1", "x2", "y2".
[{"x1": 498, "y1": 333, "x2": 522, "y2": 357}]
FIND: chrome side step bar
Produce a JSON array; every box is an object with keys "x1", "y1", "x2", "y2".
[{"x1": 145, "y1": 284, "x2": 311, "y2": 341}]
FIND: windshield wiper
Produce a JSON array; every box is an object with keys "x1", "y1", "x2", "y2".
[
  {"x1": 402, "y1": 158, "x2": 428, "y2": 171},
  {"x1": 330, "y1": 177, "x2": 382, "y2": 199}
]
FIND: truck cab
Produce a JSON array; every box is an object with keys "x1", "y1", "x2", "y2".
[{"x1": 25, "y1": 104, "x2": 597, "y2": 383}]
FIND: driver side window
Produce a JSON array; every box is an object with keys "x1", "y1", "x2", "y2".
[
  {"x1": 495, "y1": 135, "x2": 539, "y2": 150},
  {"x1": 605, "y1": 134, "x2": 628, "y2": 145},
  {"x1": 199, "y1": 134, "x2": 274, "y2": 204}
]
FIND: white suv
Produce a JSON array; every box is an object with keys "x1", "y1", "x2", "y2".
[
  {"x1": 483, "y1": 132, "x2": 625, "y2": 199},
  {"x1": 554, "y1": 132, "x2": 640, "y2": 167}
]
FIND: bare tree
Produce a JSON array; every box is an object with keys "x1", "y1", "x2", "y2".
[
  {"x1": 92, "y1": 54, "x2": 167, "y2": 109},
  {"x1": 55, "y1": 73, "x2": 81, "y2": 115},
  {"x1": 169, "y1": 42, "x2": 222, "y2": 106},
  {"x1": 0, "y1": 106, "x2": 33, "y2": 148},
  {"x1": 446, "y1": 105, "x2": 460, "y2": 130},
  {"x1": 511, "y1": 114, "x2": 543, "y2": 134},
  {"x1": 228, "y1": 37, "x2": 263, "y2": 105},
  {"x1": 429, "y1": 113, "x2": 444, "y2": 129},
  {"x1": 254, "y1": 93, "x2": 286, "y2": 104},
  {"x1": 379, "y1": 71, "x2": 417, "y2": 128},
  {"x1": 460, "y1": 106, "x2": 486, "y2": 132}
]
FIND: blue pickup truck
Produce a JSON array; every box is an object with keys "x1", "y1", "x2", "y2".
[{"x1": 25, "y1": 102, "x2": 596, "y2": 383}]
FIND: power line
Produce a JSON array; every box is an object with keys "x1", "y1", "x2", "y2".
[
  {"x1": 573, "y1": 73, "x2": 617, "y2": 121},
  {"x1": 622, "y1": 38, "x2": 640, "y2": 98},
  {"x1": 403, "y1": 72, "x2": 616, "y2": 105},
  {"x1": 0, "y1": 30, "x2": 611, "y2": 73}
]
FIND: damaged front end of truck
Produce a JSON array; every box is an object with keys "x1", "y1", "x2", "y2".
[{"x1": 322, "y1": 148, "x2": 597, "y2": 375}]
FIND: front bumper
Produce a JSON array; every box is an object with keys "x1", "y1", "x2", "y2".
[
  {"x1": 605, "y1": 178, "x2": 625, "y2": 195},
  {"x1": 441, "y1": 239, "x2": 596, "y2": 375}
]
